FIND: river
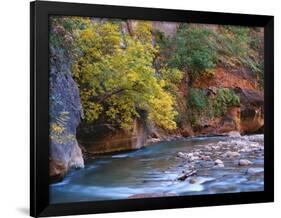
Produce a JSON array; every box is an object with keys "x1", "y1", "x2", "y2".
[{"x1": 50, "y1": 134, "x2": 264, "y2": 203}]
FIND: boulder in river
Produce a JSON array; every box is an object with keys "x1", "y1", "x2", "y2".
[
  {"x1": 246, "y1": 167, "x2": 264, "y2": 176},
  {"x1": 214, "y1": 159, "x2": 224, "y2": 168},
  {"x1": 238, "y1": 159, "x2": 253, "y2": 166},
  {"x1": 200, "y1": 155, "x2": 212, "y2": 161},
  {"x1": 224, "y1": 151, "x2": 240, "y2": 158},
  {"x1": 227, "y1": 131, "x2": 241, "y2": 138},
  {"x1": 177, "y1": 170, "x2": 197, "y2": 181},
  {"x1": 214, "y1": 159, "x2": 223, "y2": 165},
  {"x1": 189, "y1": 177, "x2": 198, "y2": 184},
  {"x1": 177, "y1": 152, "x2": 188, "y2": 159}
]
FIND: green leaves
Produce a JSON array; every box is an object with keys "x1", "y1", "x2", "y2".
[
  {"x1": 168, "y1": 24, "x2": 217, "y2": 82},
  {"x1": 213, "y1": 88, "x2": 240, "y2": 116},
  {"x1": 188, "y1": 88, "x2": 240, "y2": 127}
]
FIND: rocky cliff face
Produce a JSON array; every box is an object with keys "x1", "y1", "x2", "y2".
[
  {"x1": 236, "y1": 88, "x2": 264, "y2": 134},
  {"x1": 77, "y1": 118, "x2": 148, "y2": 154},
  {"x1": 190, "y1": 68, "x2": 264, "y2": 136},
  {"x1": 49, "y1": 48, "x2": 84, "y2": 182}
]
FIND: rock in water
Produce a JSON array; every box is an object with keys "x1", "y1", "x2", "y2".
[
  {"x1": 227, "y1": 131, "x2": 241, "y2": 138},
  {"x1": 214, "y1": 159, "x2": 224, "y2": 168},
  {"x1": 246, "y1": 168, "x2": 264, "y2": 176},
  {"x1": 189, "y1": 177, "x2": 198, "y2": 184},
  {"x1": 49, "y1": 47, "x2": 84, "y2": 182},
  {"x1": 177, "y1": 152, "x2": 187, "y2": 159},
  {"x1": 224, "y1": 151, "x2": 240, "y2": 158},
  {"x1": 177, "y1": 170, "x2": 197, "y2": 181},
  {"x1": 214, "y1": 159, "x2": 223, "y2": 165},
  {"x1": 201, "y1": 155, "x2": 212, "y2": 161},
  {"x1": 238, "y1": 159, "x2": 252, "y2": 166}
]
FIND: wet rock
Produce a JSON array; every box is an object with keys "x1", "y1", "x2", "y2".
[
  {"x1": 193, "y1": 151, "x2": 200, "y2": 156},
  {"x1": 215, "y1": 163, "x2": 224, "y2": 168},
  {"x1": 200, "y1": 155, "x2": 212, "y2": 161},
  {"x1": 239, "y1": 148, "x2": 251, "y2": 153},
  {"x1": 190, "y1": 156, "x2": 200, "y2": 161},
  {"x1": 245, "y1": 134, "x2": 264, "y2": 143},
  {"x1": 214, "y1": 159, "x2": 224, "y2": 167},
  {"x1": 238, "y1": 159, "x2": 252, "y2": 166},
  {"x1": 214, "y1": 159, "x2": 223, "y2": 165},
  {"x1": 224, "y1": 151, "x2": 240, "y2": 158},
  {"x1": 189, "y1": 177, "x2": 198, "y2": 184},
  {"x1": 227, "y1": 131, "x2": 241, "y2": 138},
  {"x1": 212, "y1": 145, "x2": 220, "y2": 150},
  {"x1": 187, "y1": 153, "x2": 194, "y2": 158},
  {"x1": 177, "y1": 152, "x2": 187, "y2": 159},
  {"x1": 148, "y1": 138, "x2": 161, "y2": 144},
  {"x1": 204, "y1": 151, "x2": 212, "y2": 155},
  {"x1": 177, "y1": 170, "x2": 197, "y2": 181},
  {"x1": 199, "y1": 160, "x2": 214, "y2": 168},
  {"x1": 246, "y1": 168, "x2": 264, "y2": 176}
]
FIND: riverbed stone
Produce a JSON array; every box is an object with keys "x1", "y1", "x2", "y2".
[
  {"x1": 200, "y1": 155, "x2": 212, "y2": 161},
  {"x1": 238, "y1": 159, "x2": 253, "y2": 166},
  {"x1": 224, "y1": 151, "x2": 240, "y2": 158},
  {"x1": 215, "y1": 163, "x2": 224, "y2": 168},
  {"x1": 193, "y1": 151, "x2": 200, "y2": 156},
  {"x1": 246, "y1": 168, "x2": 264, "y2": 176},
  {"x1": 177, "y1": 152, "x2": 188, "y2": 159},
  {"x1": 214, "y1": 159, "x2": 223, "y2": 165},
  {"x1": 190, "y1": 156, "x2": 200, "y2": 161},
  {"x1": 214, "y1": 159, "x2": 224, "y2": 168},
  {"x1": 189, "y1": 177, "x2": 198, "y2": 184}
]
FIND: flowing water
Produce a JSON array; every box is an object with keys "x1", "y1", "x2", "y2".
[{"x1": 50, "y1": 135, "x2": 264, "y2": 203}]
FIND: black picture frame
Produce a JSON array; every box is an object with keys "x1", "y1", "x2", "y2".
[{"x1": 30, "y1": 1, "x2": 274, "y2": 217}]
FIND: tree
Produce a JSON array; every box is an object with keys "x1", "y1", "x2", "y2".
[{"x1": 71, "y1": 20, "x2": 178, "y2": 130}]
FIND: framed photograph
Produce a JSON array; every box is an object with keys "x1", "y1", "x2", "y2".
[{"x1": 30, "y1": 1, "x2": 274, "y2": 217}]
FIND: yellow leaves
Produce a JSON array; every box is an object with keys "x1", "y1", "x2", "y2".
[
  {"x1": 84, "y1": 102, "x2": 103, "y2": 122},
  {"x1": 159, "y1": 80, "x2": 165, "y2": 88},
  {"x1": 49, "y1": 122, "x2": 76, "y2": 144},
  {"x1": 134, "y1": 21, "x2": 153, "y2": 44},
  {"x1": 147, "y1": 87, "x2": 178, "y2": 130},
  {"x1": 50, "y1": 123, "x2": 65, "y2": 134},
  {"x1": 71, "y1": 19, "x2": 179, "y2": 130}
]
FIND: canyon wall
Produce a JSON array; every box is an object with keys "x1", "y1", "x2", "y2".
[{"x1": 49, "y1": 47, "x2": 84, "y2": 181}]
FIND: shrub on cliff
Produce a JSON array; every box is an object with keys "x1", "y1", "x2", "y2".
[
  {"x1": 188, "y1": 88, "x2": 240, "y2": 127},
  {"x1": 168, "y1": 24, "x2": 217, "y2": 83},
  {"x1": 188, "y1": 88, "x2": 212, "y2": 127},
  {"x1": 213, "y1": 88, "x2": 240, "y2": 116}
]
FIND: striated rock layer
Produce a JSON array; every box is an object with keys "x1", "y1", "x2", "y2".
[
  {"x1": 49, "y1": 48, "x2": 84, "y2": 182},
  {"x1": 77, "y1": 118, "x2": 148, "y2": 154}
]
